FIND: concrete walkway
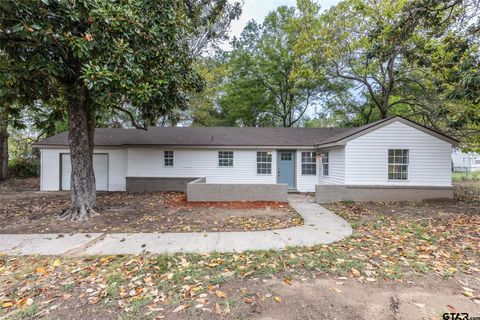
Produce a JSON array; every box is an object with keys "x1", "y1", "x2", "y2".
[{"x1": 0, "y1": 194, "x2": 352, "y2": 256}]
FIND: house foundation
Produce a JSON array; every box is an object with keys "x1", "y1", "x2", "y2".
[{"x1": 315, "y1": 185, "x2": 454, "y2": 203}]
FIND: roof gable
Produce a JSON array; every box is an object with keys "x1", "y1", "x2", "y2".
[{"x1": 316, "y1": 116, "x2": 459, "y2": 148}]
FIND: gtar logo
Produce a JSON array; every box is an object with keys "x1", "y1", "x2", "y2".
[{"x1": 443, "y1": 313, "x2": 469, "y2": 320}]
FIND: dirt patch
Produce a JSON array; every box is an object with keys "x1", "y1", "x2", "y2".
[
  {"x1": 454, "y1": 180, "x2": 480, "y2": 202},
  {"x1": 335, "y1": 197, "x2": 479, "y2": 221},
  {"x1": 2, "y1": 264, "x2": 478, "y2": 320},
  {"x1": 0, "y1": 177, "x2": 39, "y2": 195},
  {"x1": 0, "y1": 184, "x2": 302, "y2": 233},
  {"x1": 325, "y1": 181, "x2": 479, "y2": 222},
  {"x1": 219, "y1": 275, "x2": 480, "y2": 320}
]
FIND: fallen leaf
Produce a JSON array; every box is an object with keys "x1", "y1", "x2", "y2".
[
  {"x1": 332, "y1": 287, "x2": 342, "y2": 293},
  {"x1": 52, "y1": 259, "x2": 62, "y2": 267},
  {"x1": 447, "y1": 305, "x2": 457, "y2": 313},
  {"x1": 172, "y1": 304, "x2": 188, "y2": 313},
  {"x1": 2, "y1": 302, "x2": 13, "y2": 308},
  {"x1": 351, "y1": 268, "x2": 361, "y2": 277},
  {"x1": 215, "y1": 303, "x2": 222, "y2": 315},
  {"x1": 283, "y1": 278, "x2": 293, "y2": 285},
  {"x1": 36, "y1": 267, "x2": 47, "y2": 275},
  {"x1": 412, "y1": 303, "x2": 425, "y2": 308},
  {"x1": 215, "y1": 290, "x2": 226, "y2": 298},
  {"x1": 16, "y1": 298, "x2": 28, "y2": 306},
  {"x1": 274, "y1": 296, "x2": 282, "y2": 303}
]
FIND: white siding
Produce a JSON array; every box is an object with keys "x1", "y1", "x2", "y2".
[
  {"x1": 106, "y1": 149, "x2": 128, "y2": 191},
  {"x1": 40, "y1": 148, "x2": 63, "y2": 191},
  {"x1": 296, "y1": 150, "x2": 318, "y2": 192},
  {"x1": 127, "y1": 148, "x2": 277, "y2": 184},
  {"x1": 40, "y1": 148, "x2": 127, "y2": 191},
  {"x1": 318, "y1": 147, "x2": 345, "y2": 185},
  {"x1": 345, "y1": 121, "x2": 452, "y2": 186}
]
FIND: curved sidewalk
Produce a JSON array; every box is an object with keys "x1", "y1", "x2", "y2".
[{"x1": 0, "y1": 195, "x2": 352, "y2": 256}]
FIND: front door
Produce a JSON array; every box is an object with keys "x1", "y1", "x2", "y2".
[{"x1": 278, "y1": 151, "x2": 295, "y2": 189}]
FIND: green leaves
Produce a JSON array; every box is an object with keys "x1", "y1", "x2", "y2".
[
  {"x1": 218, "y1": 6, "x2": 322, "y2": 127},
  {"x1": 293, "y1": 0, "x2": 479, "y2": 147},
  {"x1": 0, "y1": 0, "x2": 238, "y2": 127}
]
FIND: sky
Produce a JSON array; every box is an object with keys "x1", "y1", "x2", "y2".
[{"x1": 227, "y1": 0, "x2": 342, "y2": 41}]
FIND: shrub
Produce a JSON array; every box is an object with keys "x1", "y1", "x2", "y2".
[{"x1": 8, "y1": 158, "x2": 40, "y2": 178}]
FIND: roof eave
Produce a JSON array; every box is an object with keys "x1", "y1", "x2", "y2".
[{"x1": 315, "y1": 141, "x2": 346, "y2": 149}]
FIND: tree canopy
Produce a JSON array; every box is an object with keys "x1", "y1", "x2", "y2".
[
  {"x1": 215, "y1": 6, "x2": 323, "y2": 127},
  {"x1": 292, "y1": 0, "x2": 479, "y2": 148},
  {"x1": 0, "y1": 0, "x2": 240, "y2": 219}
]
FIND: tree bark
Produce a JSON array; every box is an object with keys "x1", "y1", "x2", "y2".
[
  {"x1": 379, "y1": 107, "x2": 388, "y2": 119},
  {"x1": 59, "y1": 82, "x2": 97, "y2": 221},
  {"x1": 0, "y1": 114, "x2": 8, "y2": 181}
]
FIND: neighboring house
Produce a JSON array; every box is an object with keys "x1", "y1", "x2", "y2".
[
  {"x1": 452, "y1": 149, "x2": 480, "y2": 172},
  {"x1": 35, "y1": 116, "x2": 458, "y2": 203}
]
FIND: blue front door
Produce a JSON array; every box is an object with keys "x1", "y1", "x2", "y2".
[{"x1": 278, "y1": 151, "x2": 295, "y2": 189}]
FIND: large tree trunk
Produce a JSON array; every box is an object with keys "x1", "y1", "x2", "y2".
[
  {"x1": 0, "y1": 114, "x2": 8, "y2": 181},
  {"x1": 59, "y1": 83, "x2": 97, "y2": 221}
]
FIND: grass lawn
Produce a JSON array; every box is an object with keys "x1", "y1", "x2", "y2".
[
  {"x1": 0, "y1": 181, "x2": 479, "y2": 319},
  {"x1": 453, "y1": 170, "x2": 480, "y2": 181}
]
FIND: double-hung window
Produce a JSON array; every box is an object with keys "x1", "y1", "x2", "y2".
[
  {"x1": 257, "y1": 152, "x2": 272, "y2": 174},
  {"x1": 164, "y1": 151, "x2": 174, "y2": 167},
  {"x1": 218, "y1": 151, "x2": 233, "y2": 167},
  {"x1": 388, "y1": 149, "x2": 409, "y2": 180},
  {"x1": 321, "y1": 152, "x2": 329, "y2": 176},
  {"x1": 301, "y1": 152, "x2": 317, "y2": 175}
]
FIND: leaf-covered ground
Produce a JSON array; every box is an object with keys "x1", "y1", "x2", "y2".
[
  {"x1": 0, "y1": 179, "x2": 302, "y2": 233},
  {"x1": 1, "y1": 182, "x2": 478, "y2": 319}
]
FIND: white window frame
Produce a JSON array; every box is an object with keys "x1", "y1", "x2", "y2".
[
  {"x1": 301, "y1": 151, "x2": 317, "y2": 175},
  {"x1": 164, "y1": 150, "x2": 174, "y2": 167},
  {"x1": 256, "y1": 151, "x2": 272, "y2": 175},
  {"x1": 218, "y1": 151, "x2": 234, "y2": 167},
  {"x1": 388, "y1": 149, "x2": 409, "y2": 180},
  {"x1": 321, "y1": 152, "x2": 329, "y2": 176}
]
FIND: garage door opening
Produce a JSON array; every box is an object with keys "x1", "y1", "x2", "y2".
[{"x1": 61, "y1": 154, "x2": 109, "y2": 191}]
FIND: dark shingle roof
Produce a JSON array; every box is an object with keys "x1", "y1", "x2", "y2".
[
  {"x1": 36, "y1": 126, "x2": 352, "y2": 147},
  {"x1": 35, "y1": 116, "x2": 458, "y2": 147}
]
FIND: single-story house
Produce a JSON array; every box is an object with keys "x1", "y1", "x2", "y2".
[
  {"x1": 452, "y1": 149, "x2": 480, "y2": 172},
  {"x1": 35, "y1": 116, "x2": 458, "y2": 203}
]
